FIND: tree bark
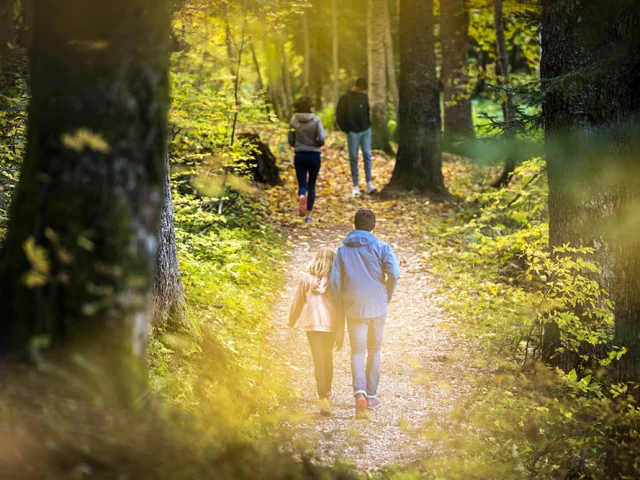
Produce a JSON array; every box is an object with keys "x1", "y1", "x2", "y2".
[
  {"x1": 542, "y1": 0, "x2": 640, "y2": 383},
  {"x1": 490, "y1": 0, "x2": 518, "y2": 188},
  {"x1": 153, "y1": 155, "x2": 186, "y2": 328},
  {"x1": 383, "y1": 0, "x2": 399, "y2": 114},
  {"x1": 368, "y1": 0, "x2": 392, "y2": 153},
  {"x1": 0, "y1": 0, "x2": 171, "y2": 395},
  {"x1": 387, "y1": 0, "x2": 445, "y2": 194},
  {"x1": 441, "y1": 0, "x2": 474, "y2": 146},
  {"x1": 331, "y1": 0, "x2": 340, "y2": 107}
]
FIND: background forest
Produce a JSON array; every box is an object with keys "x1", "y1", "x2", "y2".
[{"x1": 0, "y1": 0, "x2": 639, "y2": 478}]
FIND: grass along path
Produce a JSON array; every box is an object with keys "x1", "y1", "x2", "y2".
[{"x1": 266, "y1": 136, "x2": 477, "y2": 472}]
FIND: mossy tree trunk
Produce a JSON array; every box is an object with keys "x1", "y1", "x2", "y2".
[
  {"x1": 368, "y1": 0, "x2": 392, "y2": 153},
  {"x1": 542, "y1": 0, "x2": 640, "y2": 383},
  {"x1": 441, "y1": 0, "x2": 474, "y2": 147},
  {"x1": 0, "y1": 0, "x2": 171, "y2": 396},
  {"x1": 387, "y1": 0, "x2": 444, "y2": 194}
]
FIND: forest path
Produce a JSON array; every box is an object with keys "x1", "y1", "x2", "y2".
[{"x1": 266, "y1": 138, "x2": 475, "y2": 472}]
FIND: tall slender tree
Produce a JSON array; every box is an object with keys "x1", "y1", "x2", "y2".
[
  {"x1": 331, "y1": 0, "x2": 340, "y2": 106},
  {"x1": 490, "y1": 0, "x2": 518, "y2": 187},
  {"x1": 383, "y1": 0, "x2": 399, "y2": 114},
  {"x1": 441, "y1": 0, "x2": 474, "y2": 146},
  {"x1": 0, "y1": 0, "x2": 171, "y2": 395},
  {"x1": 387, "y1": 0, "x2": 444, "y2": 193},
  {"x1": 368, "y1": 0, "x2": 392, "y2": 153}
]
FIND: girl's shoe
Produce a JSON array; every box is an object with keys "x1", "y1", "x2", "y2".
[
  {"x1": 304, "y1": 217, "x2": 313, "y2": 223},
  {"x1": 298, "y1": 195, "x2": 307, "y2": 217}
]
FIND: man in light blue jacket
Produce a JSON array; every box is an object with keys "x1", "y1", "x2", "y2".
[{"x1": 330, "y1": 209, "x2": 400, "y2": 417}]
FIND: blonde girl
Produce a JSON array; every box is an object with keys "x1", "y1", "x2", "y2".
[{"x1": 289, "y1": 248, "x2": 343, "y2": 410}]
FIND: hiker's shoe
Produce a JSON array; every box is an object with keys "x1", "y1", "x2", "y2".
[
  {"x1": 365, "y1": 183, "x2": 378, "y2": 194},
  {"x1": 355, "y1": 394, "x2": 368, "y2": 419},
  {"x1": 367, "y1": 396, "x2": 381, "y2": 410},
  {"x1": 319, "y1": 391, "x2": 333, "y2": 416},
  {"x1": 298, "y1": 195, "x2": 307, "y2": 217},
  {"x1": 304, "y1": 216, "x2": 313, "y2": 223},
  {"x1": 352, "y1": 186, "x2": 361, "y2": 197}
]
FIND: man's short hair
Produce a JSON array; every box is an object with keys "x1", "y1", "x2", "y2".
[
  {"x1": 355, "y1": 77, "x2": 368, "y2": 91},
  {"x1": 354, "y1": 209, "x2": 376, "y2": 231}
]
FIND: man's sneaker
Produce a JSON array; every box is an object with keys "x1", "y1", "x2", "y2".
[
  {"x1": 298, "y1": 195, "x2": 307, "y2": 217},
  {"x1": 352, "y1": 186, "x2": 361, "y2": 197},
  {"x1": 355, "y1": 394, "x2": 368, "y2": 419},
  {"x1": 367, "y1": 397, "x2": 381, "y2": 410},
  {"x1": 365, "y1": 183, "x2": 378, "y2": 194}
]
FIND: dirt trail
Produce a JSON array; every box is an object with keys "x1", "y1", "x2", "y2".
[{"x1": 267, "y1": 140, "x2": 474, "y2": 472}]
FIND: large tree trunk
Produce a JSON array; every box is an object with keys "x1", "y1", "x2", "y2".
[
  {"x1": 331, "y1": 0, "x2": 340, "y2": 106},
  {"x1": 153, "y1": 155, "x2": 186, "y2": 327},
  {"x1": 383, "y1": 0, "x2": 399, "y2": 114},
  {"x1": 0, "y1": 0, "x2": 170, "y2": 396},
  {"x1": 542, "y1": 0, "x2": 640, "y2": 383},
  {"x1": 386, "y1": 0, "x2": 444, "y2": 194},
  {"x1": 368, "y1": 0, "x2": 392, "y2": 153},
  {"x1": 441, "y1": 0, "x2": 474, "y2": 146},
  {"x1": 490, "y1": 0, "x2": 518, "y2": 188}
]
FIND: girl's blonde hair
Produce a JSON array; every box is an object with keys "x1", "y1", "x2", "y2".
[{"x1": 309, "y1": 248, "x2": 336, "y2": 278}]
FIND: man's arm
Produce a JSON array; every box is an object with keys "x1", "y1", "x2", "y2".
[
  {"x1": 335, "y1": 95, "x2": 348, "y2": 132},
  {"x1": 382, "y1": 244, "x2": 400, "y2": 302},
  {"x1": 329, "y1": 248, "x2": 345, "y2": 348}
]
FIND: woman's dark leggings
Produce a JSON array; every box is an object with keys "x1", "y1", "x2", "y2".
[
  {"x1": 306, "y1": 331, "x2": 336, "y2": 399},
  {"x1": 294, "y1": 152, "x2": 321, "y2": 211}
]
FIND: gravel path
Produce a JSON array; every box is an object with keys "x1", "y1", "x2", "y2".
[{"x1": 266, "y1": 144, "x2": 475, "y2": 473}]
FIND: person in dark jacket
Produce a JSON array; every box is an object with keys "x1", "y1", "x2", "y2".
[
  {"x1": 330, "y1": 209, "x2": 400, "y2": 417},
  {"x1": 335, "y1": 78, "x2": 378, "y2": 197},
  {"x1": 289, "y1": 96, "x2": 326, "y2": 223}
]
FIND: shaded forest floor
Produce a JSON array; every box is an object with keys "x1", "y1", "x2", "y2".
[{"x1": 265, "y1": 137, "x2": 482, "y2": 472}]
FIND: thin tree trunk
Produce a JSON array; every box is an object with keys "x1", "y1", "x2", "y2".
[
  {"x1": 387, "y1": 0, "x2": 444, "y2": 194},
  {"x1": 302, "y1": 11, "x2": 310, "y2": 95},
  {"x1": 0, "y1": 0, "x2": 171, "y2": 398},
  {"x1": 280, "y1": 33, "x2": 293, "y2": 118},
  {"x1": 441, "y1": 0, "x2": 474, "y2": 146},
  {"x1": 153, "y1": 154, "x2": 186, "y2": 328},
  {"x1": 490, "y1": 0, "x2": 517, "y2": 188},
  {"x1": 383, "y1": 0, "x2": 399, "y2": 114},
  {"x1": 368, "y1": 0, "x2": 392, "y2": 153},
  {"x1": 331, "y1": 0, "x2": 340, "y2": 106}
]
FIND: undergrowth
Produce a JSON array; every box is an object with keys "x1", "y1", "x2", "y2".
[{"x1": 391, "y1": 158, "x2": 640, "y2": 479}]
